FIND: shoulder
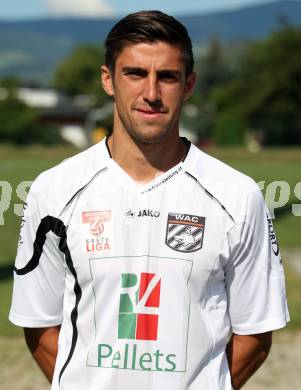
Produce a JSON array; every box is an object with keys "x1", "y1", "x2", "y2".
[
  {"x1": 29, "y1": 140, "x2": 108, "y2": 217},
  {"x1": 185, "y1": 144, "x2": 262, "y2": 223}
]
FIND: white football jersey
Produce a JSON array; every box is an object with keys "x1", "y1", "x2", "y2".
[{"x1": 10, "y1": 139, "x2": 289, "y2": 390}]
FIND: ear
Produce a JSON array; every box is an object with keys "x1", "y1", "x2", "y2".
[
  {"x1": 183, "y1": 72, "x2": 197, "y2": 101},
  {"x1": 101, "y1": 65, "x2": 114, "y2": 97}
]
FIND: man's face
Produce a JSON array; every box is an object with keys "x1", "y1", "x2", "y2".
[{"x1": 101, "y1": 42, "x2": 196, "y2": 144}]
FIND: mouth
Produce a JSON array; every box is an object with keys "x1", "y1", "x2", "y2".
[{"x1": 135, "y1": 108, "x2": 167, "y2": 118}]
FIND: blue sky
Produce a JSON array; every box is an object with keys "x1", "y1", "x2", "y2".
[{"x1": 0, "y1": 0, "x2": 278, "y2": 20}]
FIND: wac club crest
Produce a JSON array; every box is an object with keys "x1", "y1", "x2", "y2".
[{"x1": 165, "y1": 213, "x2": 205, "y2": 253}]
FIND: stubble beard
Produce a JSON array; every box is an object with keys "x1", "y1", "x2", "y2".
[
  {"x1": 128, "y1": 121, "x2": 175, "y2": 145},
  {"x1": 117, "y1": 107, "x2": 181, "y2": 146}
]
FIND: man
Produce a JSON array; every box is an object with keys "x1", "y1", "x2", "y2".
[{"x1": 10, "y1": 10, "x2": 289, "y2": 390}]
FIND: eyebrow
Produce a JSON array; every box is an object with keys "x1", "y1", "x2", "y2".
[
  {"x1": 122, "y1": 66, "x2": 148, "y2": 75},
  {"x1": 121, "y1": 66, "x2": 182, "y2": 77}
]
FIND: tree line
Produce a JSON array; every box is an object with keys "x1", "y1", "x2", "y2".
[{"x1": 1, "y1": 25, "x2": 301, "y2": 146}]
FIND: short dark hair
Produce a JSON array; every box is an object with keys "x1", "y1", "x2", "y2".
[{"x1": 104, "y1": 10, "x2": 194, "y2": 76}]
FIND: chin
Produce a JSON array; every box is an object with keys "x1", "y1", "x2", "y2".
[
  {"x1": 129, "y1": 126, "x2": 174, "y2": 145},
  {"x1": 132, "y1": 132, "x2": 169, "y2": 145}
]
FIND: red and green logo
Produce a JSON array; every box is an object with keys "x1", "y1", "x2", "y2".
[{"x1": 118, "y1": 273, "x2": 161, "y2": 341}]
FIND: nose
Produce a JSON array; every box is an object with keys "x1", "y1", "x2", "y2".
[{"x1": 142, "y1": 74, "x2": 162, "y2": 105}]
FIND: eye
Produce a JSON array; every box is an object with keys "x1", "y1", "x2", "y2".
[
  {"x1": 125, "y1": 70, "x2": 146, "y2": 79},
  {"x1": 159, "y1": 73, "x2": 179, "y2": 82}
]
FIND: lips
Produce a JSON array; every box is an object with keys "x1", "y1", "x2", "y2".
[{"x1": 135, "y1": 108, "x2": 166, "y2": 115}]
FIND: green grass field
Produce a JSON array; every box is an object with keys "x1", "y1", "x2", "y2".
[{"x1": 0, "y1": 144, "x2": 300, "y2": 335}]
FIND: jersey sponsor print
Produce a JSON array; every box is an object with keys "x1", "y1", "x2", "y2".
[
  {"x1": 266, "y1": 210, "x2": 283, "y2": 268},
  {"x1": 87, "y1": 256, "x2": 192, "y2": 372},
  {"x1": 118, "y1": 272, "x2": 161, "y2": 341},
  {"x1": 266, "y1": 212, "x2": 280, "y2": 256}
]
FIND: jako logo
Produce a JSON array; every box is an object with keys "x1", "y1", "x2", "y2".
[
  {"x1": 138, "y1": 209, "x2": 160, "y2": 218},
  {"x1": 125, "y1": 209, "x2": 160, "y2": 218},
  {"x1": 118, "y1": 273, "x2": 161, "y2": 341},
  {"x1": 125, "y1": 208, "x2": 135, "y2": 218}
]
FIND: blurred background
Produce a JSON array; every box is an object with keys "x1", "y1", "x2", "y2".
[{"x1": 0, "y1": 1, "x2": 300, "y2": 389}]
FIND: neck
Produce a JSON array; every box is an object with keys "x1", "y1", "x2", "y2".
[{"x1": 108, "y1": 128, "x2": 187, "y2": 183}]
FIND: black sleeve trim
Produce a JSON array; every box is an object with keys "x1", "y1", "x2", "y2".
[
  {"x1": 14, "y1": 216, "x2": 65, "y2": 275},
  {"x1": 14, "y1": 216, "x2": 82, "y2": 385},
  {"x1": 185, "y1": 171, "x2": 235, "y2": 223}
]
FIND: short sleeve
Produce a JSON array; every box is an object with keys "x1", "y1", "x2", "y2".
[
  {"x1": 9, "y1": 176, "x2": 65, "y2": 328},
  {"x1": 225, "y1": 185, "x2": 290, "y2": 335}
]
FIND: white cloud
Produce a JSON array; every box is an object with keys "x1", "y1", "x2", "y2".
[
  {"x1": 178, "y1": 0, "x2": 275, "y2": 14},
  {"x1": 46, "y1": 0, "x2": 115, "y2": 18}
]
